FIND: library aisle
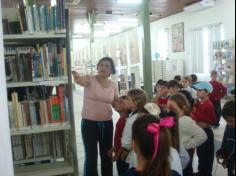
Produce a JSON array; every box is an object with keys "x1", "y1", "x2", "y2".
[{"x1": 73, "y1": 86, "x2": 227, "y2": 176}]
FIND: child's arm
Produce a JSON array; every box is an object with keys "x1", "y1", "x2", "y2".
[{"x1": 180, "y1": 118, "x2": 207, "y2": 149}]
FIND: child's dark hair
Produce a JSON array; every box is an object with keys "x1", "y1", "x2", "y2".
[
  {"x1": 97, "y1": 57, "x2": 116, "y2": 75},
  {"x1": 128, "y1": 89, "x2": 147, "y2": 110},
  {"x1": 179, "y1": 90, "x2": 194, "y2": 110},
  {"x1": 167, "y1": 80, "x2": 180, "y2": 89},
  {"x1": 169, "y1": 93, "x2": 191, "y2": 116},
  {"x1": 174, "y1": 75, "x2": 182, "y2": 82},
  {"x1": 191, "y1": 74, "x2": 198, "y2": 83},
  {"x1": 159, "y1": 110, "x2": 180, "y2": 152},
  {"x1": 222, "y1": 100, "x2": 235, "y2": 119},
  {"x1": 154, "y1": 80, "x2": 167, "y2": 93},
  {"x1": 211, "y1": 70, "x2": 218, "y2": 76},
  {"x1": 132, "y1": 115, "x2": 171, "y2": 176}
]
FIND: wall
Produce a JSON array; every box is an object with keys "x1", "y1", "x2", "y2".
[
  {"x1": 150, "y1": 0, "x2": 235, "y2": 80},
  {"x1": 72, "y1": 0, "x2": 235, "y2": 81},
  {"x1": 0, "y1": 3, "x2": 14, "y2": 176}
]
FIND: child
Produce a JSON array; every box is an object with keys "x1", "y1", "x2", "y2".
[
  {"x1": 124, "y1": 115, "x2": 181, "y2": 176},
  {"x1": 121, "y1": 89, "x2": 147, "y2": 169},
  {"x1": 167, "y1": 80, "x2": 180, "y2": 96},
  {"x1": 181, "y1": 76, "x2": 197, "y2": 100},
  {"x1": 191, "y1": 82, "x2": 216, "y2": 176},
  {"x1": 153, "y1": 80, "x2": 169, "y2": 110},
  {"x1": 216, "y1": 100, "x2": 235, "y2": 176},
  {"x1": 174, "y1": 75, "x2": 182, "y2": 86},
  {"x1": 111, "y1": 96, "x2": 130, "y2": 175},
  {"x1": 209, "y1": 70, "x2": 227, "y2": 128},
  {"x1": 168, "y1": 93, "x2": 207, "y2": 176},
  {"x1": 191, "y1": 74, "x2": 198, "y2": 86}
]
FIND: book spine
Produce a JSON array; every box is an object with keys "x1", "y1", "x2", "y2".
[{"x1": 57, "y1": 86, "x2": 65, "y2": 122}]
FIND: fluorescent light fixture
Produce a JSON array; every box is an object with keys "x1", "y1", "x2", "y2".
[
  {"x1": 74, "y1": 24, "x2": 90, "y2": 34},
  {"x1": 94, "y1": 32, "x2": 109, "y2": 38},
  {"x1": 119, "y1": 18, "x2": 138, "y2": 23},
  {"x1": 104, "y1": 23, "x2": 122, "y2": 34},
  {"x1": 183, "y1": 0, "x2": 215, "y2": 12},
  {"x1": 117, "y1": 0, "x2": 142, "y2": 4},
  {"x1": 51, "y1": 0, "x2": 57, "y2": 6}
]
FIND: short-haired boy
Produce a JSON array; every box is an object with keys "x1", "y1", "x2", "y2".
[{"x1": 191, "y1": 82, "x2": 216, "y2": 176}]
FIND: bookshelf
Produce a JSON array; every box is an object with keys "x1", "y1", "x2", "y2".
[
  {"x1": 4, "y1": 34, "x2": 67, "y2": 41},
  {"x1": 213, "y1": 39, "x2": 235, "y2": 93},
  {"x1": 2, "y1": 0, "x2": 78, "y2": 176}
]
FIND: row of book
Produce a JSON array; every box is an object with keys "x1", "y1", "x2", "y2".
[
  {"x1": 8, "y1": 86, "x2": 70, "y2": 129},
  {"x1": 3, "y1": 0, "x2": 66, "y2": 34},
  {"x1": 5, "y1": 42, "x2": 67, "y2": 82},
  {"x1": 11, "y1": 132, "x2": 64, "y2": 161}
]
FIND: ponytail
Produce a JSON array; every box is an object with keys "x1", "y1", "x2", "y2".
[{"x1": 132, "y1": 115, "x2": 172, "y2": 176}]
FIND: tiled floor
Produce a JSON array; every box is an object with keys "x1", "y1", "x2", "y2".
[{"x1": 73, "y1": 87, "x2": 228, "y2": 176}]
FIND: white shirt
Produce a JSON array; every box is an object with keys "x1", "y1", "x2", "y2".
[
  {"x1": 121, "y1": 113, "x2": 139, "y2": 164},
  {"x1": 179, "y1": 116, "x2": 207, "y2": 150},
  {"x1": 171, "y1": 148, "x2": 183, "y2": 176},
  {"x1": 183, "y1": 87, "x2": 197, "y2": 99}
]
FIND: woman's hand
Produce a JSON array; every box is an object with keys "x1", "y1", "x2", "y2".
[{"x1": 72, "y1": 71, "x2": 90, "y2": 87}]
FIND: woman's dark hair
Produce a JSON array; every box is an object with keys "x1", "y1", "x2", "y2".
[
  {"x1": 97, "y1": 57, "x2": 116, "y2": 75},
  {"x1": 222, "y1": 100, "x2": 235, "y2": 119},
  {"x1": 159, "y1": 110, "x2": 180, "y2": 152},
  {"x1": 132, "y1": 115, "x2": 171, "y2": 176},
  {"x1": 169, "y1": 93, "x2": 191, "y2": 116},
  {"x1": 191, "y1": 74, "x2": 198, "y2": 83}
]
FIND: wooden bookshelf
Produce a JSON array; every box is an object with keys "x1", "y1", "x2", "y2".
[
  {"x1": 14, "y1": 156, "x2": 52, "y2": 165},
  {"x1": 7, "y1": 77, "x2": 69, "y2": 88},
  {"x1": 2, "y1": 0, "x2": 78, "y2": 175},
  {"x1": 11, "y1": 123, "x2": 71, "y2": 136},
  {"x1": 14, "y1": 161, "x2": 74, "y2": 176},
  {"x1": 4, "y1": 34, "x2": 66, "y2": 41}
]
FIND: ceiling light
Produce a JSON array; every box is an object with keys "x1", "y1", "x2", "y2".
[
  {"x1": 119, "y1": 18, "x2": 138, "y2": 23},
  {"x1": 74, "y1": 24, "x2": 90, "y2": 34},
  {"x1": 51, "y1": 0, "x2": 57, "y2": 6},
  {"x1": 94, "y1": 32, "x2": 109, "y2": 38},
  {"x1": 116, "y1": 0, "x2": 142, "y2": 4},
  {"x1": 183, "y1": 0, "x2": 215, "y2": 12}
]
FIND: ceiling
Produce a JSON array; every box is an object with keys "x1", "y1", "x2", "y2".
[{"x1": 69, "y1": 0, "x2": 201, "y2": 37}]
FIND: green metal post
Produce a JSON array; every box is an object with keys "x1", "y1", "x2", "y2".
[
  {"x1": 141, "y1": 0, "x2": 153, "y2": 100},
  {"x1": 88, "y1": 10, "x2": 96, "y2": 70}
]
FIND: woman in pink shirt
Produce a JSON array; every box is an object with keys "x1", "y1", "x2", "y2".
[{"x1": 73, "y1": 57, "x2": 118, "y2": 176}]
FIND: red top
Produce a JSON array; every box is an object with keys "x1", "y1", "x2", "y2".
[
  {"x1": 155, "y1": 96, "x2": 168, "y2": 109},
  {"x1": 209, "y1": 80, "x2": 227, "y2": 102},
  {"x1": 191, "y1": 99, "x2": 216, "y2": 125},
  {"x1": 114, "y1": 115, "x2": 128, "y2": 152}
]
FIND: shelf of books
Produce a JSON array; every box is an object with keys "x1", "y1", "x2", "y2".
[
  {"x1": 14, "y1": 161, "x2": 74, "y2": 176},
  {"x1": 213, "y1": 39, "x2": 235, "y2": 94},
  {"x1": 4, "y1": 34, "x2": 67, "y2": 41},
  {"x1": 2, "y1": 0, "x2": 78, "y2": 175},
  {"x1": 7, "y1": 78, "x2": 69, "y2": 88}
]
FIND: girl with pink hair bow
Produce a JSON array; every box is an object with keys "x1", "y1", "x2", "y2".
[{"x1": 123, "y1": 114, "x2": 182, "y2": 176}]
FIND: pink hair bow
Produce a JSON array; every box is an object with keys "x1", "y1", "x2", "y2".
[{"x1": 147, "y1": 117, "x2": 175, "y2": 161}]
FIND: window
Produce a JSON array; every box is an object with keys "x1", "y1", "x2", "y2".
[
  {"x1": 191, "y1": 24, "x2": 223, "y2": 74},
  {"x1": 156, "y1": 29, "x2": 169, "y2": 60}
]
